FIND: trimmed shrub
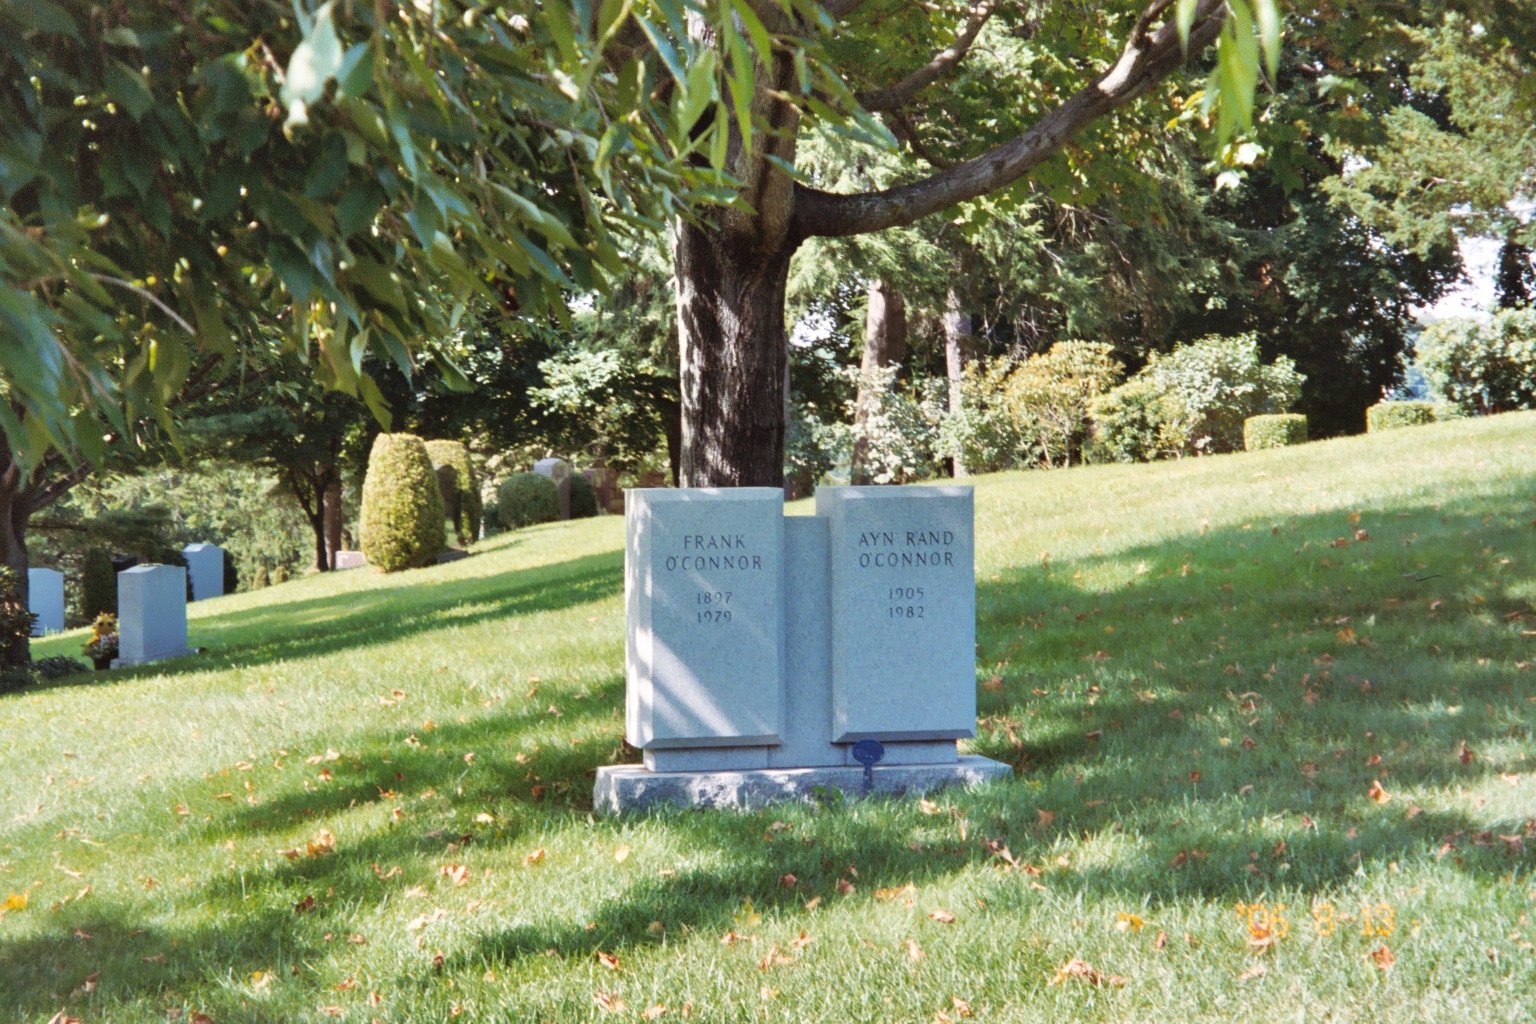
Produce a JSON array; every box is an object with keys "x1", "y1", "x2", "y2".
[
  {"x1": 496, "y1": 473, "x2": 560, "y2": 530},
  {"x1": 1366, "y1": 401, "x2": 1437, "y2": 432},
  {"x1": 569, "y1": 473, "x2": 599, "y2": 519},
  {"x1": 360, "y1": 433, "x2": 446, "y2": 572},
  {"x1": 1141, "y1": 334, "x2": 1304, "y2": 453},
  {"x1": 1244, "y1": 414, "x2": 1309, "y2": 451},
  {"x1": 424, "y1": 440, "x2": 482, "y2": 543},
  {"x1": 252, "y1": 565, "x2": 271, "y2": 589},
  {"x1": 272, "y1": 565, "x2": 291, "y2": 584},
  {"x1": 1417, "y1": 308, "x2": 1536, "y2": 414},
  {"x1": 34, "y1": 655, "x2": 87, "y2": 680},
  {"x1": 1089, "y1": 378, "x2": 1192, "y2": 463},
  {"x1": 80, "y1": 547, "x2": 117, "y2": 620}
]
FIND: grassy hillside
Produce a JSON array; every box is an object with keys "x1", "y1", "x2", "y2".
[{"x1": 3, "y1": 413, "x2": 1534, "y2": 1023}]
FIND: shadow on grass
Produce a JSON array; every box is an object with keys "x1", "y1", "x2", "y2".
[
  {"x1": 24, "y1": 549, "x2": 625, "y2": 694},
  {"x1": 2, "y1": 493, "x2": 1534, "y2": 1016}
]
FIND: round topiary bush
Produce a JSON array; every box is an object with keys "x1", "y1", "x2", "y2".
[
  {"x1": 1243, "y1": 413, "x2": 1308, "y2": 451},
  {"x1": 568, "y1": 472, "x2": 599, "y2": 519},
  {"x1": 252, "y1": 565, "x2": 270, "y2": 589},
  {"x1": 1366, "y1": 401, "x2": 1437, "y2": 432},
  {"x1": 80, "y1": 546, "x2": 117, "y2": 620},
  {"x1": 360, "y1": 433, "x2": 446, "y2": 572},
  {"x1": 424, "y1": 439, "x2": 482, "y2": 543},
  {"x1": 272, "y1": 565, "x2": 291, "y2": 584},
  {"x1": 496, "y1": 472, "x2": 560, "y2": 530}
]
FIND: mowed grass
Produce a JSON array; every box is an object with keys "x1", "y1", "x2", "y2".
[{"x1": 3, "y1": 413, "x2": 1535, "y2": 1023}]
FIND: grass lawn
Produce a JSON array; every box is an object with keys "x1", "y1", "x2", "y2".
[{"x1": 3, "y1": 412, "x2": 1534, "y2": 1023}]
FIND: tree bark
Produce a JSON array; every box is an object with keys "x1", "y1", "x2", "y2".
[
  {"x1": 850, "y1": 279, "x2": 909, "y2": 485},
  {"x1": 322, "y1": 470, "x2": 342, "y2": 568},
  {"x1": 0, "y1": 453, "x2": 33, "y2": 668},
  {"x1": 675, "y1": 219, "x2": 798, "y2": 487},
  {"x1": 943, "y1": 286, "x2": 974, "y2": 478}
]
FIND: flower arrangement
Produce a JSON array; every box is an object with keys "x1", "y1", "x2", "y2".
[{"x1": 83, "y1": 612, "x2": 119, "y2": 666}]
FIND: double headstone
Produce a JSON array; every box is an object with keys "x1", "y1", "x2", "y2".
[
  {"x1": 596, "y1": 485, "x2": 1010, "y2": 812},
  {"x1": 117, "y1": 564, "x2": 190, "y2": 667},
  {"x1": 533, "y1": 458, "x2": 571, "y2": 520},
  {"x1": 182, "y1": 543, "x2": 225, "y2": 601},
  {"x1": 27, "y1": 567, "x2": 64, "y2": 635}
]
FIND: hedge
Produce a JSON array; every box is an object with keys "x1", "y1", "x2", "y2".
[
  {"x1": 360, "y1": 433, "x2": 446, "y2": 572},
  {"x1": 1366, "y1": 401, "x2": 1437, "y2": 432},
  {"x1": 424, "y1": 439, "x2": 482, "y2": 542},
  {"x1": 496, "y1": 473, "x2": 560, "y2": 530},
  {"x1": 80, "y1": 547, "x2": 117, "y2": 620},
  {"x1": 1243, "y1": 414, "x2": 1308, "y2": 451},
  {"x1": 568, "y1": 472, "x2": 599, "y2": 519}
]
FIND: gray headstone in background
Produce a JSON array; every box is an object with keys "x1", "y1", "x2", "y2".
[
  {"x1": 626, "y1": 488, "x2": 785, "y2": 751},
  {"x1": 182, "y1": 543, "x2": 225, "y2": 601},
  {"x1": 815, "y1": 485, "x2": 976, "y2": 743},
  {"x1": 27, "y1": 567, "x2": 64, "y2": 635},
  {"x1": 533, "y1": 457, "x2": 572, "y2": 520},
  {"x1": 117, "y1": 564, "x2": 190, "y2": 666},
  {"x1": 333, "y1": 551, "x2": 367, "y2": 570}
]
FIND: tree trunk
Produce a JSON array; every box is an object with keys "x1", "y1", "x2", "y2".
[
  {"x1": 675, "y1": 219, "x2": 797, "y2": 487},
  {"x1": 850, "y1": 279, "x2": 909, "y2": 485},
  {"x1": 942, "y1": 286, "x2": 973, "y2": 478},
  {"x1": 322, "y1": 469, "x2": 342, "y2": 568},
  {"x1": 0, "y1": 456, "x2": 32, "y2": 668}
]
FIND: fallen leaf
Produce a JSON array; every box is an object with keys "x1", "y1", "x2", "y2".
[
  {"x1": 642, "y1": 1007, "x2": 668, "y2": 1021},
  {"x1": 876, "y1": 884, "x2": 916, "y2": 902},
  {"x1": 1036, "y1": 809, "x2": 1056, "y2": 829},
  {"x1": 1048, "y1": 958, "x2": 1124, "y2": 987},
  {"x1": 837, "y1": 878, "x2": 855, "y2": 895},
  {"x1": 1153, "y1": 930, "x2": 1168, "y2": 950},
  {"x1": 906, "y1": 939, "x2": 926, "y2": 962},
  {"x1": 307, "y1": 829, "x2": 337, "y2": 857},
  {"x1": 929, "y1": 909, "x2": 957, "y2": 925},
  {"x1": 596, "y1": 951, "x2": 621, "y2": 971},
  {"x1": 614, "y1": 845, "x2": 631, "y2": 864},
  {"x1": 758, "y1": 944, "x2": 795, "y2": 970},
  {"x1": 1113, "y1": 913, "x2": 1145, "y2": 933},
  {"x1": 1369, "y1": 945, "x2": 1395, "y2": 970},
  {"x1": 2, "y1": 892, "x2": 27, "y2": 913},
  {"x1": 440, "y1": 864, "x2": 471, "y2": 887},
  {"x1": 779, "y1": 873, "x2": 798, "y2": 889},
  {"x1": 1367, "y1": 780, "x2": 1392, "y2": 804},
  {"x1": 1238, "y1": 963, "x2": 1267, "y2": 981},
  {"x1": 524, "y1": 849, "x2": 546, "y2": 866},
  {"x1": 45, "y1": 1014, "x2": 81, "y2": 1024},
  {"x1": 593, "y1": 992, "x2": 627, "y2": 1014}
]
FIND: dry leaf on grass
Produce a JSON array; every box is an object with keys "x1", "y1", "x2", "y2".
[{"x1": 1048, "y1": 958, "x2": 1125, "y2": 987}]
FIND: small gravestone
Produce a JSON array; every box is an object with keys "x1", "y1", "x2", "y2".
[
  {"x1": 533, "y1": 457, "x2": 571, "y2": 520},
  {"x1": 27, "y1": 567, "x2": 64, "y2": 635},
  {"x1": 333, "y1": 551, "x2": 367, "y2": 570},
  {"x1": 117, "y1": 564, "x2": 190, "y2": 666},
  {"x1": 182, "y1": 543, "x2": 226, "y2": 601}
]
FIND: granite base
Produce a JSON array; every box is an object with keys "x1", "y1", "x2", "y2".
[{"x1": 593, "y1": 755, "x2": 1012, "y2": 814}]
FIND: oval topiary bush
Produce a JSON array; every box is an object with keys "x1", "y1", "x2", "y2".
[
  {"x1": 80, "y1": 546, "x2": 117, "y2": 620},
  {"x1": 568, "y1": 472, "x2": 599, "y2": 519},
  {"x1": 360, "y1": 433, "x2": 446, "y2": 572},
  {"x1": 1243, "y1": 413, "x2": 1308, "y2": 451},
  {"x1": 424, "y1": 439, "x2": 482, "y2": 542},
  {"x1": 496, "y1": 472, "x2": 560, "y2": 530},
  {"x1": 1366, "y1": 401, "x2": 1437, "y2": 432}
]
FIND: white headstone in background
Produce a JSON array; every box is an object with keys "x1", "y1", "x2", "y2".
[
  {"x1": 182, "y1": 543, "x2": 225, "y2": 601},
  {"x1": 333, "y1": 550, "x2": 367, "y2": 570},
  {"x1": 533, "y1": 457, "x2": 572, "y2": 520},
  {"x1": 117, "y1": 564, "x2": 190, "y2": 666},
  {"x1": 626, "y1": 488, "x2": 785, "y2": 752},
  {"x1": 815, "y1": 485, "x2": 976, "y2": 743},
  {"x1": 27, "y1": 567, "x2": 64, "y2": 635}
]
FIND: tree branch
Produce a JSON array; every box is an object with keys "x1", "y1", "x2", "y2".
[
  {"x1": 820, "y1": 0, "x2": 869, "y2": 19},
  {"x1": 855, "y1": 1, "x2": 997, "y2": 113},
  {"x1": 793, "y1": 0, "x2": 1226, "y2": 240},
  {"x1": 88, "y1": 274, "x2": 196, "y2": 336}
]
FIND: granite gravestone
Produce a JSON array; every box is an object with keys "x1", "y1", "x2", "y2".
[
  {"x1": 333, "y1": 551, "x2": 367, "y2": 570},
  {"x1": 182, "y1": 543, "x2": 225, "y2": 601},
  {"x1": 595, "y1": 485, "x2": 1009, "y2": 812},
  {"x1": 533, "y1": 457, "x2": 572, "y2": 520},
  {"x1": 117, "y1": 564, "x2": 191, "y2": 666},
  {"x1": 625, "y1": 488, "x2": 785, "y2": 767},
  {"x1": 27, "y1": 567, "x2": 64, "y2": 635}
]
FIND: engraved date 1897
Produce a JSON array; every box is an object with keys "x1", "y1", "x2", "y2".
[
  {"x1": 696, "y1": 590, "x2": 732, "y2": 623},
  {"x1": 888, "y1": 585, "x2": 925, "y2": 619}
]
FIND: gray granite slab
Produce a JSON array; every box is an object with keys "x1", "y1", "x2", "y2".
[
  {"x1": 116, "y1": 564, "x2": 190, "y2": 666},
  {"x1": 182, "y1": 543, "x2": 225, "y2": 601},
  {"x1": 27, "y1": 567, "x2": 64, "y2": 635},
  {"x1": 594, "y1": 755, "x2": 1011, "y2": 814},
  {"x1": 815, "y1": 486, "x2": 976, "y2": 743},
  {"x1": 625, "y1": 488, "x2": 785, "y2": 749}
]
